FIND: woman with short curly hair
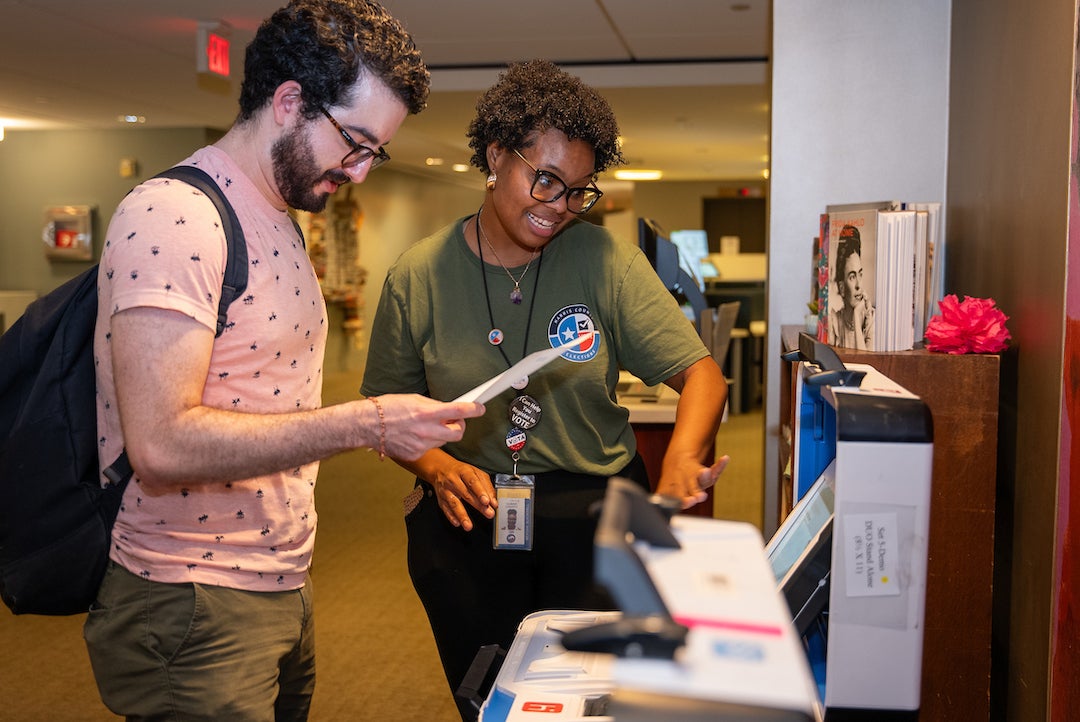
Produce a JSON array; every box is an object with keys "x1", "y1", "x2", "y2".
[
  {"x1": 465, "y1": 59, "x2": 624, "y2": 177},
  {"x1": 362, "y1": 60, "x2": 728, "y2": 712}
]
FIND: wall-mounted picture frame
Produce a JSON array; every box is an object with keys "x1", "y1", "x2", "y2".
[{"x1": 43, "y1": 205, "x2": 94, "y2": 261}]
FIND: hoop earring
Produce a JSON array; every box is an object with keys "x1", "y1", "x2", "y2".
[{"x1": 486, "y1": 173, "x2": 497, "y2": 191}]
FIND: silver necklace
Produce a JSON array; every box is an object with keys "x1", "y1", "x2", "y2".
[{"x1": 477, "y1": 211, "x2": 537, "y2": 304}]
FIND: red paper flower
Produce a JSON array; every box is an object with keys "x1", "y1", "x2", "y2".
[{"x1": 925, "y1": 295, "x2": 1011, "y2": 354}]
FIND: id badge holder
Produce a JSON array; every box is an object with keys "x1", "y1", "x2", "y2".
[{"x1": 493, "y1": 473, "x2": 535, "y2": 551}]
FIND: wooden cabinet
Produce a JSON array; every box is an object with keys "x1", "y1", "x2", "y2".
[
  {"x1": 633, "y1": 424, "x2": 716, "y2": 520},
  {"x1": 778, "y1": 326, "x2": 1000, "y2": 722}
]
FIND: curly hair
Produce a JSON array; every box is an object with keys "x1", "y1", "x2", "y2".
[
  {"x1": 237, "y1": 0, "x2": 429, "y2": 122},
  {"x1": 467, "y1": 60, "x2": 625, "y2": 175}
]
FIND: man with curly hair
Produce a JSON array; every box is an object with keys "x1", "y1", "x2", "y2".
[
  {"x1": 362, "y1": 59, "x2": 729, "y2": 715},
  {"x1": 83, "y1": 2, "x2": 483, "y2": 719}
]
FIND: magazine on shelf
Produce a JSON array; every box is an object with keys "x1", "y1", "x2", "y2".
[
  {"x1": 819, "y1": 200, "x2": 943, "y2": 352},
  {"x1": 824, "y1": 202, "x2": 895, "y2": 351}
]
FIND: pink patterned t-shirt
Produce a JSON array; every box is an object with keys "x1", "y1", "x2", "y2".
[{"x1": 94, "y1": 146, "x2": 327, "y2": 591}]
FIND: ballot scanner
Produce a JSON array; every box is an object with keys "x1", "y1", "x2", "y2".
[
  {"x1": 470, "y1": 334, "x2": 931, "y2": 721},
  {"x1": 471, "y1": 479, "x2": 823, "y2": 722}
]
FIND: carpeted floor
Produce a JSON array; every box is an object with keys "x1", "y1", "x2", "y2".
[{"x1": 0, "y1": 368, "x2": 764, "y2": 721}]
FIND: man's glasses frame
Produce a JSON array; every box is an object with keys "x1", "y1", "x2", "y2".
[
  {"x1": 511, "y1": 148, "x2": 602, "y2": 214},
  {"x1": 320, "y1": 107, "x2": 391, "y2": 171}
]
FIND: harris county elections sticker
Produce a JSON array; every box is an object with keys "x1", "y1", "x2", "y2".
[{"x1": 547, "y1": 304, "x2": 599, "y2": 362}]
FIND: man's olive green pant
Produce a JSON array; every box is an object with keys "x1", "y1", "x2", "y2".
[{"x1": 84, "y1": 561, "x2": 315, "y2": 722}]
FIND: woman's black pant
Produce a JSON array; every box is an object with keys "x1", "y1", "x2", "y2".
[{"x1": 404, "y1": 455, "x2": 649, "y2": 715}]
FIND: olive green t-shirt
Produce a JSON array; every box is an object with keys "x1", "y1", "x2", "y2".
[{"x1": 361, "y1": 217, "x2": 708, "y2": 476}]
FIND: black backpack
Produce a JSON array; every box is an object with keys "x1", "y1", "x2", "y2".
[{"x1": 0, "y1": 165, "x2": 247, "y2": 615}]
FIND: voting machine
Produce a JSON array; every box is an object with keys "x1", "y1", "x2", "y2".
[{"x1": 473, "y1": 479, "x2": 822, "y2": 721}]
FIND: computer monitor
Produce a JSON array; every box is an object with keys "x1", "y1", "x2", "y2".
[
  {"x1": 637, "y1": 217, "x2": 678, "y2": 288},
  {"x1": 669, "y1": 229, "x2": 710, "y2": 291},
  {"x1": 637, "y1": 218, "x2": 707, "y2": 329}
]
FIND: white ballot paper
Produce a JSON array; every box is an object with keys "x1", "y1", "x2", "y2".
[{"x1": 454, "y1": 332, "x2": 595, "y2": 404}]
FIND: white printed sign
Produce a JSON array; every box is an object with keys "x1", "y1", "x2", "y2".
[{"x1": 842, "y1": 512, "x2": 900, "y2": 597}]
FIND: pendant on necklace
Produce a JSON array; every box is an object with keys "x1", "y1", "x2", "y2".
[
  {"x1": 488, "y1": 328, "x2": 504, "y2": 346},
  {"x1": 510, "y1": 285, "x2": 523, "y2": 304}
]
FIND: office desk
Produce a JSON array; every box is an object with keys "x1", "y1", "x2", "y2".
[
  {"x1": 702, "y1": 254, "x2": 766, "y2": 414},
  {"x1": 703, "y1": 253, "x2": 765, "y2": 317},
  {"x1": 618, "y1": 374, "x2": 714, "y2": 518},
  {"x1": 705, "y1": 280, "x2": 765, "y2": 330}
]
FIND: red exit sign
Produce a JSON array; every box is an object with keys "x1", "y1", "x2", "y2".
[{"x1": 197, "y1": 24, "x2": 231, "y2": 78}]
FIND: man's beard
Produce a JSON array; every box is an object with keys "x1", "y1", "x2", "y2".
[{"x1": 271, "y1": 122, "x2": 350, "y2": 213}]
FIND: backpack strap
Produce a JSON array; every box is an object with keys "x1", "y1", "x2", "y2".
[
  {"x1": 103, "y1": 453, "x2": 132, "y2": 485},
  {"x1": 103, "y1": 166, "x2": 250, "y2": 486},
  {"x1": 291, "y1": 216, "x2": 306, "y2": 249},
  {"x1": 152, "y1": 165, "x2": 248, "y2": 339}
]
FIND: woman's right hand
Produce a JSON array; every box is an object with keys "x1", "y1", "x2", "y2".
[{"x1": 430, "y1": 459, "x2": 497, "y2": 531}]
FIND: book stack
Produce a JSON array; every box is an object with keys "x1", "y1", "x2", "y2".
[{"x1": 813, "y1": 201, "x2": 944, "y2": 352}]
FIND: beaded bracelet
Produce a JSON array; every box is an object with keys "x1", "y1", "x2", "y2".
[{"x1": 370, "y1": 397, "x2": 387, "y2": 461}]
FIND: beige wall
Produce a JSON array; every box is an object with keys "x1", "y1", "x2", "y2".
[
  {"x1": 324, "y1": 168, "x2": 481, "y2": 330},
  {"x1": 632, "y1": 180, "x2": 767, "y2": 241},
  {"x1": 0, "y1": 128, "x2": 479, "y2": 333},
  {"x1": 0, "y1": 128, "x2": 752, "y2": 332},
  {"x1": 0, "y1": 128, "x2": 219, "y2": 295}
]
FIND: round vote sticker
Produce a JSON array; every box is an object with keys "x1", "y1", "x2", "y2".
[
  {"x1": 505, "y1": 427, "x2": 527, "y2": 452},
  {"x1": 508, "y1": 395, "x2": 542, "y2": 430}
]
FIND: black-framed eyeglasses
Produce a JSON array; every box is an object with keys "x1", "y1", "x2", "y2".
[
  {"x1": 511, "y1": 149, "x2": 602, "y2": 214},
  {"x1": 320, "y1": 107, "x2": 391, "y2": 171}
]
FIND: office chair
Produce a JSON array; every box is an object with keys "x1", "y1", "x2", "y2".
[{"x1": 699, "y1": 301, "x2": 741, "y2": 414}]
